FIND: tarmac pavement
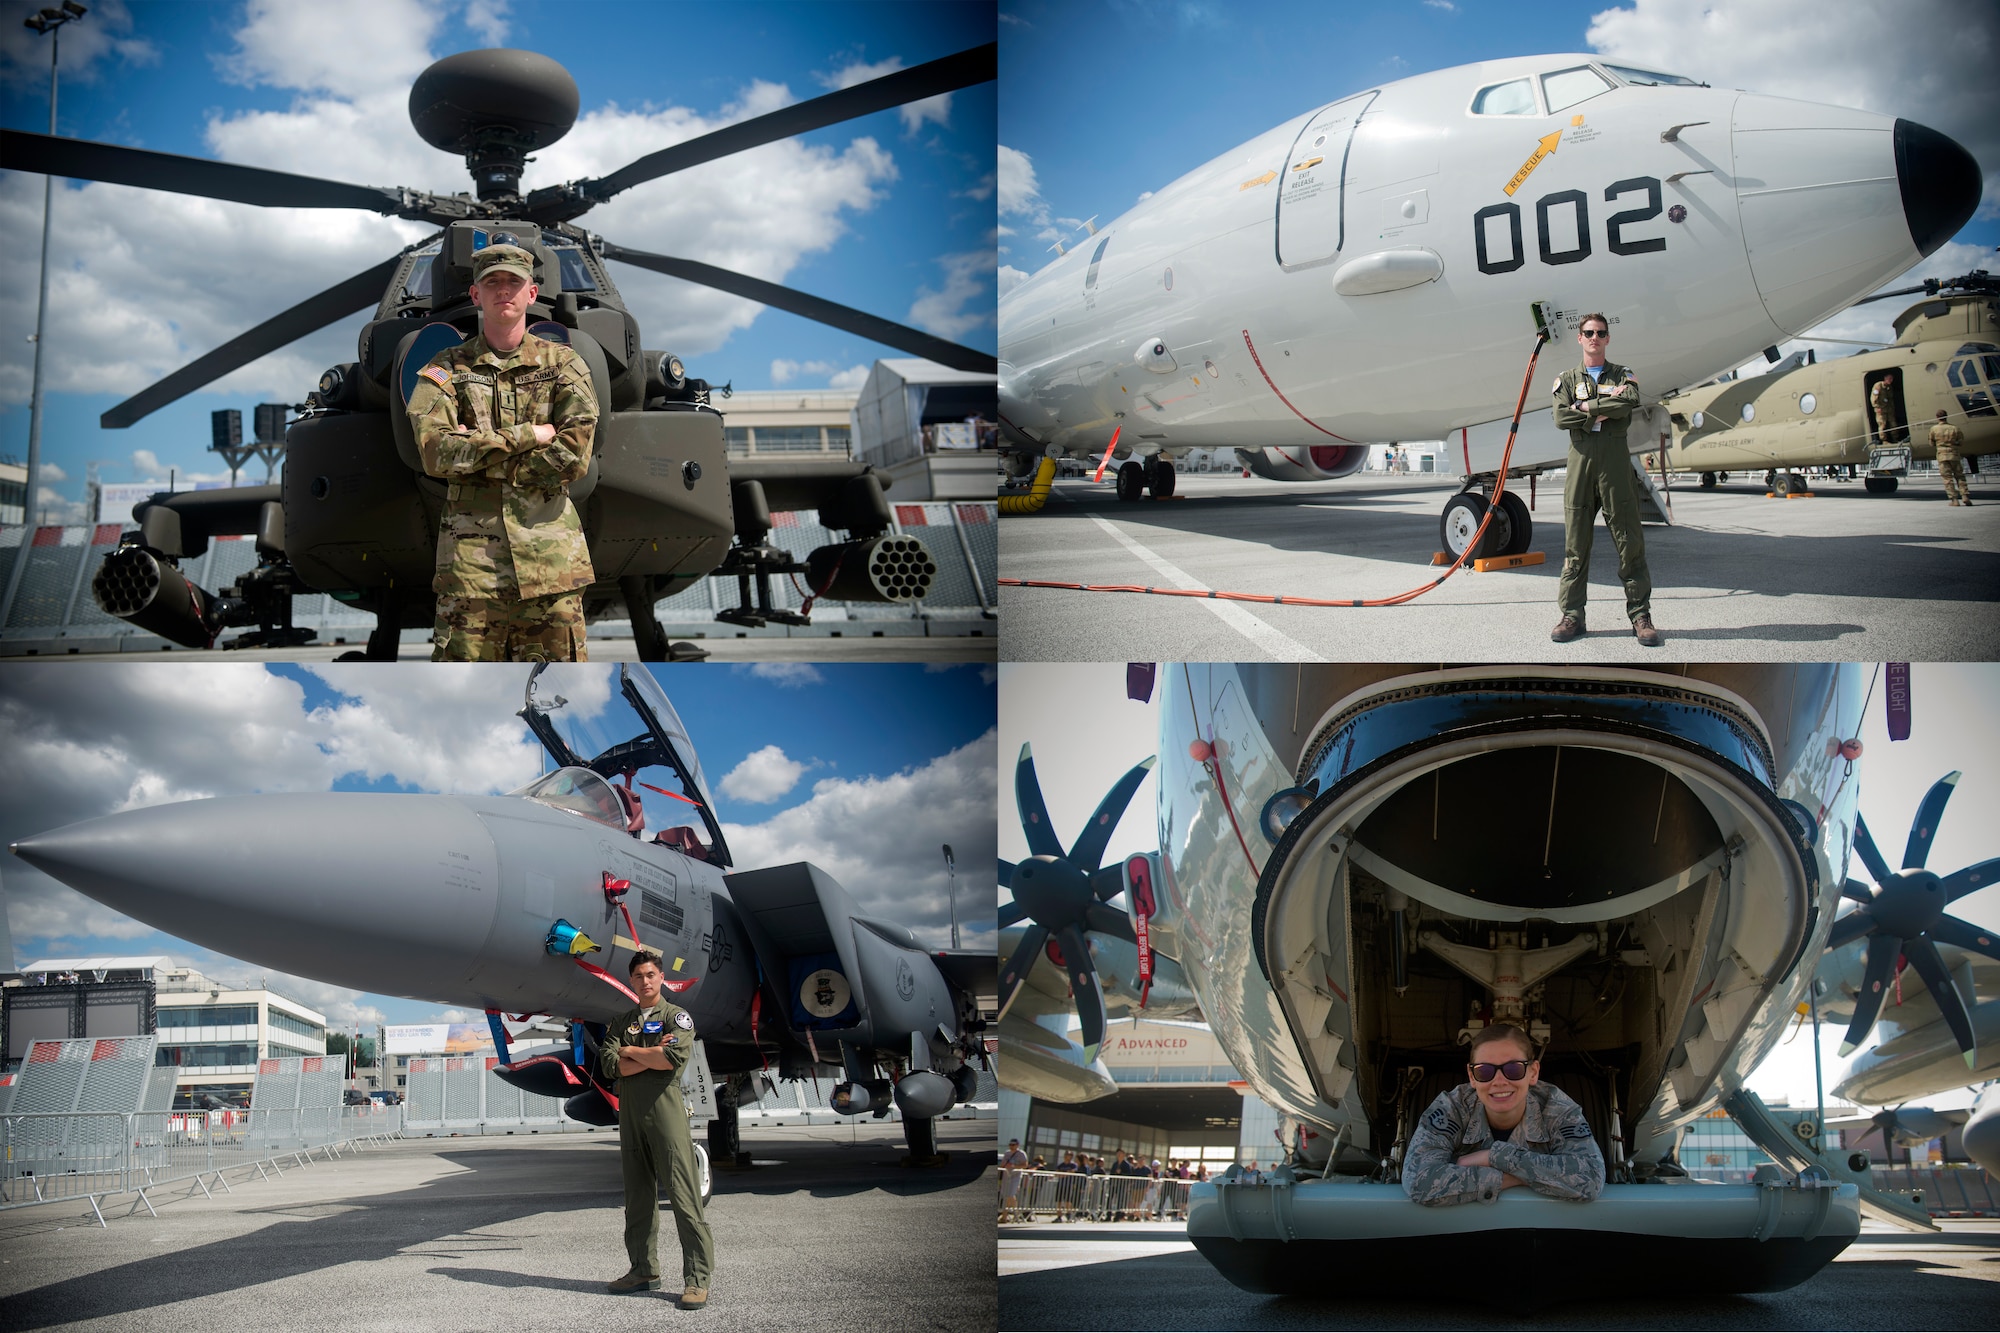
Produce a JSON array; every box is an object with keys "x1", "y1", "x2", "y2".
[
  {"x1": 998, "y1": 471, "x2": 2000, "y2": 661},
  {"x1": 998, "y1": 1217, "x2": 2000, "y2": 1330},
  {"x1": 0, "y1": 1120, "x2": 996, "y2": 1333}
]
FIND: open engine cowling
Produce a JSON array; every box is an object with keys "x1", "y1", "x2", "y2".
[{"x1": 1238, "y1": 444, "x2": 1370, "y2": 481}]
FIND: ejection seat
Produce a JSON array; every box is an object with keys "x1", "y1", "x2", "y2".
[
  {"x1": 654, "y1": 826, "x2": 710, "y2": 863},
  {"x1": 615, "y1": 785, "x2": 645, "y2": 837}
]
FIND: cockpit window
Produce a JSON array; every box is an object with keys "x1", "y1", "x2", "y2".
[
  {"x1": 404, "y1": 245, "x2": 442, "y2": 299},
  {"x1": 1542, "y1": 65, "x2": 1614, "y2": 113},
  {"x1": 514, "y1": 765, "x2": 627, "y2": 829},
  {"x1": 1603, "y1": 64, "x2": 1700, "y2": 87},
  {"x1": 1084, "y1": 235, "x2": 1111, "y2": 290},
  {"x1": 1471, "y1": 79, "x2": 1537, "y2": 116},
  {"x1": 553, "y1": 247, "x2": 597, "y2": 292}
]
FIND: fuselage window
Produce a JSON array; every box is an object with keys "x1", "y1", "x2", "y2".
[
  {"x1": 1799, "y1": 392, "x2": 1816, "y2": 414},
  {"x1": 1471, "y1": 79, "x2": 1537, "y2": 116},
  {"x1": 1084, "y1": 236, "x2": 1111, "y2": 290},
  {"x1": 1740, "y1": 402, "x2": 1756, "y2": 423},
  {"x1": 1542, "y1": 65, "x2": 1614, "y2": 114},
  {"x1": 1602, "y1": 64, "x2": 1700, "y2": 87},
  {"x1": 1983, "y1": 354, "x2": 2000, "y2": 382},
  {"x1": 1948, "y1": 361, "x2": 1971, "y2": 388}
]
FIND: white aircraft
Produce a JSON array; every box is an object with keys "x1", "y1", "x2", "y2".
[
  {"x1": 1022, "y1": 664, "x2": 1950, "y2": 1300},
  {"x1": 998, "y1": 54, "x2": 1981, "y2": 556}
]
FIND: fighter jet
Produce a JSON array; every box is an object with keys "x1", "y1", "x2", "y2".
[
  {"x1": 1016, "y1": 664, "x2": 1960, "y2": 1302},
  {"x1": 998, "y1": 54, "x2": 1980, "y2": 558},
  {"x1": 11, "y1": 665, "x2": 993, "y2": 1165}
]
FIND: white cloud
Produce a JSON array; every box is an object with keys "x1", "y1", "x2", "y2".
[
  {"x1": 997, "y1": 264, "x2": 1028, "y2": 298},
  {"x1": 957, "y1": 172, "x2": 996, "y2": 202},
  {"x1": 462, "y1": 0, "x2": 512, "y2": 46},
  {"x1": 722, "y1": 729, "x2": 998, "y2": 949},
  {"x1": 1589, "y1": 0, "x2": 1998, "y2": 219},
  {"x1": 909, "y1": 248, "x2": 995, "y2": 340},
  {"x1": 720, "y1": 744, "x2": 810, "y2": 803},
  {"x1": 769, "y1": 359, "x2": 866, "y2": 388},
  {"x1": 0, "y1": 0, "x2": 157, "y2": 92},
  {"x1": 37, "y1": 461, "x2": 67, "y2": 483},
  {"x1": 218, "y1": 0, "x2": 442, "y2": 96},
  {"x1": 827, "y1": 363, "x2": 871, "y2": 390},
  {"x1": 746, "y1": 662, "x2": 825, "y2": 687},
  {"x1": 998, "y1": 144, "x2": 1047, "y2": 224},
  {"x1": 1423, "y1": 0, "x2": 1457, "y2": 10},
  {"x1": 822, "y1": 56, "x2": 951, "y2": 135}
]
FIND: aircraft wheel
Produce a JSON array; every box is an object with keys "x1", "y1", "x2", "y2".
[
  {"x1": 1148, "y1": 457, "x2": 1176, "y2": 498},
  {"x1": 1440, "y1": 491, "x2": 1494, "y2": 560},
  {"x1": 1772, "y1": 473, "x2": 1793, "y2": 496},
  {"x1": 1116, "y1": 460, "x2": 1146, "y2": 501},
  {"x1": 1494, "y1": 491, "x2": 1532, "y2": 555},
  {"x1": 1700, "y1": 472, "x2": 1717, "y2": 489},
  {"x1": 903, "y1": 1113, "x2": 939, "y2": 1162}
]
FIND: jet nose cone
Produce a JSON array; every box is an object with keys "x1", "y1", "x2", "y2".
[{"x1": 1894, "y1": 119, "x2": 1982, "y2": 258}]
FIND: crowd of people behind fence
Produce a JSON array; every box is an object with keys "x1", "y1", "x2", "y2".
[{"x1": 999, "y1": 1140, "x2": 1224, "y2": 1223}]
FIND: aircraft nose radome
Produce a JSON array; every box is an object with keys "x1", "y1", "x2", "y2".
[{"x1": 1894, "y1": 119, "x2": 1982, "y2": 259}]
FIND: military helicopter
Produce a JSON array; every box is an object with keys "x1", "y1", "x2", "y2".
[
  {"x1": 1657, "y1": 272, "x2": 1998, "y2": 495},
  {"x1": 11, "y1": 664, "x2": 997, "y2": 1165},
  {"x1": 1, "y1": 44, "x2": 996, "y2": 659}
]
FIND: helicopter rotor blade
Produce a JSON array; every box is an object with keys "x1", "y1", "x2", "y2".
[
  {"x1": 1900, "y1": 937, "x2": 1978, "y2": 1066},
  {"x1": 101, "y1": 253, "x2": 410, "y2": 429},
  {"x1": 1902, "y1": 771, "x2": 1962, "y2": 870},
  {"x1": 1852, "y1": 814, "x2": 1894, "y2": 886},
  {"x1": 598, "y1": 242, "x2": 995, "y2": 374},
  {"x1": 2, "y1": 129, "x2": 408, "y2": 215},
  {"x1": 1838, "y1": 933, "x2": 1904, "y2": 1057},
  {"x1": 569, "y1": 43, "x2": 995, "y2": 208}
]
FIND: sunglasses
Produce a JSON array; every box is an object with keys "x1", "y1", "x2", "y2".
[
  {"x1": 1580, "y1": 329, "x2": 1609, "y2": 339},
  {"x1": 1469, "y1": 1060, "x2": 1533, "y2": 1082}
]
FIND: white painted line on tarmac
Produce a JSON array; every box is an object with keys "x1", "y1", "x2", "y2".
[
  {"x1": 1087, "y1": 514, "x2": 1327, "y2": 662},
  {"x1": 1000, "y1": 1238, "x2": 1197, "y2": 1275}
]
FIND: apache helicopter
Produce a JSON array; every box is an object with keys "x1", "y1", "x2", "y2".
[
  {"x1": 997, "y1": 52, "x2": 1980, "y2": 559},
  {"x1": 1009, "y1": 664, "x2": 1967, "y2": 1301},
  {"x1": 11, "y1": 664, "x2": 996, "y2": 1166},
  {"x1": 1659, "y1": 272, "x2": 1999, "y2": 495},
  {"x1": 1, "y1": 44, "x2": 996, "y2": 659}
]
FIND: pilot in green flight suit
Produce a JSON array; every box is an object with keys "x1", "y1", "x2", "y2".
[{"x1": 600, "y1": 952, "x2": 715, "y2": 1306}]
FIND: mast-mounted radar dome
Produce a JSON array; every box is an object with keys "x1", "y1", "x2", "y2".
[{"x1": 409, "y1": 49, "x2": 579, "y2": 201}]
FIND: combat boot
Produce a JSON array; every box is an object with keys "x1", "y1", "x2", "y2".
[
  {"x1": 682, "y1": 1285, "x2": 709, "y2": 1309},
  {"x1": 607, "y1": 1270, "x2": 661, "y2": 1294},
  {"x1": 1633, "y1": 613, "x2": 1663, "y2": 647},
  {"x1": 1550, "y1": 614, "x2": 1585, "y2": 644}
]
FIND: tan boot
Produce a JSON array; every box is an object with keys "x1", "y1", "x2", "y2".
[
  {"x1": 1550, "y1": 614, "x2": 1585, "y2": 644},
  {"x1": 681, "y1": 1285, "x2": 709, "y2": 1309},
  {"x1": 607, "y1": 1271, "x2": 661, "y2": 1294},
  {"x1": 1633, "y1": 613, "x2": 1663, "y2": 647}
]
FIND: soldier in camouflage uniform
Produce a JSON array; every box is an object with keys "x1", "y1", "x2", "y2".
[
  {"x1": 1931, "y1": 408, "x2": 1971, "y2": 505},
  {"x1": 600, "y1": 952, "x2": 716, "y2": 1307},
  {"x1": 1402, "y1": 1024, "x2": 1604, "y2": 1207},
  {"x1": 407, "y1": 243, "x2": 598, "y2": 661},
  {"x1": 1870, "y1": 372, "x2": 1903, "y2": 448},
  {"x1": 1551, "y1": 314, "x2": 1660, "y2": 647}
]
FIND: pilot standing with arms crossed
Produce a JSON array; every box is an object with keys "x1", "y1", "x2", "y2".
[
  {"x1": 1550, "y1": 313, "x2": 1661, "y2": 647},
  {"x1": 601, "y1": 951, "x2": 716, "y2": 1307},
  {"x1": 406, "y1": 242, "x2": 598, "y2": 661}
]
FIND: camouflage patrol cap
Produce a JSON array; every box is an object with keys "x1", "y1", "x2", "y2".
[{"x1": 472, "y1": 243, "x2": 537, "y2": 284}]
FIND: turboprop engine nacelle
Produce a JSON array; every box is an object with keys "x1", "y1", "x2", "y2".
[{"x1": 1238, "y1": 444, "x2": 1369, "y2": 482}]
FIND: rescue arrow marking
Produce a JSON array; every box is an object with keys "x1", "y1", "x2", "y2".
[
  {"x1": 1503, "y1": 130, "x2": 1563, "y2": 197},
  {"x1": 1238, "y1": 169, "x2": 1277, "y2": 191}
]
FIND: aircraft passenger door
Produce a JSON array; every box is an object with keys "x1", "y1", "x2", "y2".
[{"x1": 1276, "y1": 91, "x2": 1377, "y2": 269}]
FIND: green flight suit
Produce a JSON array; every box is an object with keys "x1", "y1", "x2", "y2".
[
  {"x1": 598, "y1": 997, "x2": 715, "y2": 1286},
  {"x1": 1551, "y1": 359, "x2": 1651, "y2": 624}
]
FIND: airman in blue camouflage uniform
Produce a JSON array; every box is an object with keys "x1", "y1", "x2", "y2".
[
  {"x1": 407, "y1": 243, "x2": 597, "y2": 661},
  {"x1": 1403, "y1": 1024, "x2": 1604, "y2": 1206}
]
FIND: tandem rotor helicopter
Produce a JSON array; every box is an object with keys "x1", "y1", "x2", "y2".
[{"x1": 1, "y1": 43, "x2": 996, "y2": 659}]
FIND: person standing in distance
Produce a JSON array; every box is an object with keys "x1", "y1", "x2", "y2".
[
  {"x1": 1931, "y1": 408, "x2": 1971, "y2": 505},
  {"x1": 1550, "y1": 314, "x2": 1660, "y2": 647},
  {"x1": 407, "y1": 243, "x2": 598, "y2": 661},
  {"x1": 600, "y1": 951, "x2": 716, "y2": 1307}
]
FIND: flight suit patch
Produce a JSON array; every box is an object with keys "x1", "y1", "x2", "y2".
[
  {"x1": 642, "y1": 1020, "x2": 664, "y2": 1034},
  {"x1": 673, "y1": 1011, "x2": 693, "y2": 1030},
  {"x1": 420, "y1": 365, "x2": 451, "y2": 389},
  {"x1": 626, "y1": 1022, "x2": 641, "y2": 1035}
]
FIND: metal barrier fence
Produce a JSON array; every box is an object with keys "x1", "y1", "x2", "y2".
[
  {"x1": 1, "y1": 1105, "x2": 400, "y2": 1226},
  {"x1": 1872, "y1": 1165, "x2": 2000, "y2": 1217},
  {"x1": 999, "y1": 1168, "x2": 1194, "y2": 1223}
]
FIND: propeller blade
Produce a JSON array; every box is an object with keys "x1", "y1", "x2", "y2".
[
  {"x1": 1929, "y1": 913, "x2": 2000, "y2": 965},
  {"x1": 1902, "y1": 772, "x2": 1962, "y2": 870},
  {"x1": 997, "y1": 923, "x2": 1050, "y2": 1020},
  {"x1": 1841, "y1": 878, "x2": 1874, "y2": 904},
  {"x1": 1839, "y1": 932, "x2": 1904, "y2": 1056},
  {"x1": 1057, "y1": 925, "x2": 1107, "y2": 1061},
  {"x1": 1066, "y1": 756, "x2": 1158, "y2": 874},
  {"x1": 1852, "y1": 814, "x2": 1893, "y2": 886},
  {"x1": 999, "y1": 900, "x2": 1027, "y2": 928},
  {"x1": 1083, "y1": 901, "x2": 1137, "y2": 944},
  {"x1": 598, "y1": 242, "x2": 995, "y2": 374},
  {"x1": 1900, "y1": 937, "x2": 1977, "y2": 1066},
  {"x1": 1826, "y1": 908, "x2": 1878, "y2": 952},
  {"x1": 1, "y1": 129, "x2": 405, "y2": 214},
  {"x1": 998, "y1": 858, "x2": 1016, "y2": 890},
  {"x1": 1014, "y1": 743, "x2": 1064, "y2": 860},
  {"x1": 575, "y1": 44, "x2": 995, "y2": 204},
  {"x1": 1942, "y1": 857, "x2": 2000, "y2": 904},
  {"x1": 1088, "y1": 864, "x2": 1127, "y2": 904},
  {"x1": 101, "y1": 253, "x2": 409, "y2": 429}
]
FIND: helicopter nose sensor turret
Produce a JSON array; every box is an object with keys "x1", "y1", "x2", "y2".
[{"x1": 409, "y1": 48, "x2": 580, "y2": 200}]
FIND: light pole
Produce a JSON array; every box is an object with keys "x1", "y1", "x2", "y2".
[
  {"x1": 2, "y1": 2, "x2": 88, "y2": 630},
  {"x1": 942, "y1": 844, "x2": 958, "y2": 949}
]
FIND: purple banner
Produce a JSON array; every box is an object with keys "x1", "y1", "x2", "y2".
[
  {"x1": 1128, "y1": 663, "x2": 1157, "y2": 703},
  {"x1": 1885, "y1": 662, "x2": 1911, "y2": 741}
]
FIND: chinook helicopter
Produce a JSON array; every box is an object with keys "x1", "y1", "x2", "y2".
[
  {"x1": 1658, "y1": 272, "x2": 1998, "y2": 495},
  {"x1": 1, "y1": 44, "x2": 996, "y2": 659}
]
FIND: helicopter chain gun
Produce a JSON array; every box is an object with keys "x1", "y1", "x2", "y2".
[{"x1": 1, "y1": 45, "x2": 995, "y2": 658}]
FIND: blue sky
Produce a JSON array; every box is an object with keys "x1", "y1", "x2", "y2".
[
  {"x1": 3, "y1": 661, "x2": 997, "y2": 1025},
  {"x1": 0, "y1": 0, "x2": 996, "y2": 522},
  {"x1": 1000, "y1": 0, "x2": 1996, "y2": 362},
  {"x1": 1000, "y1": 662, "x2": 2000, "y2": 1111}
]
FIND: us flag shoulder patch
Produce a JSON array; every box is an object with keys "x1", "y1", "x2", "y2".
[{"x1": 420, "y1": 366, "x2": 452, "y2": 389}]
